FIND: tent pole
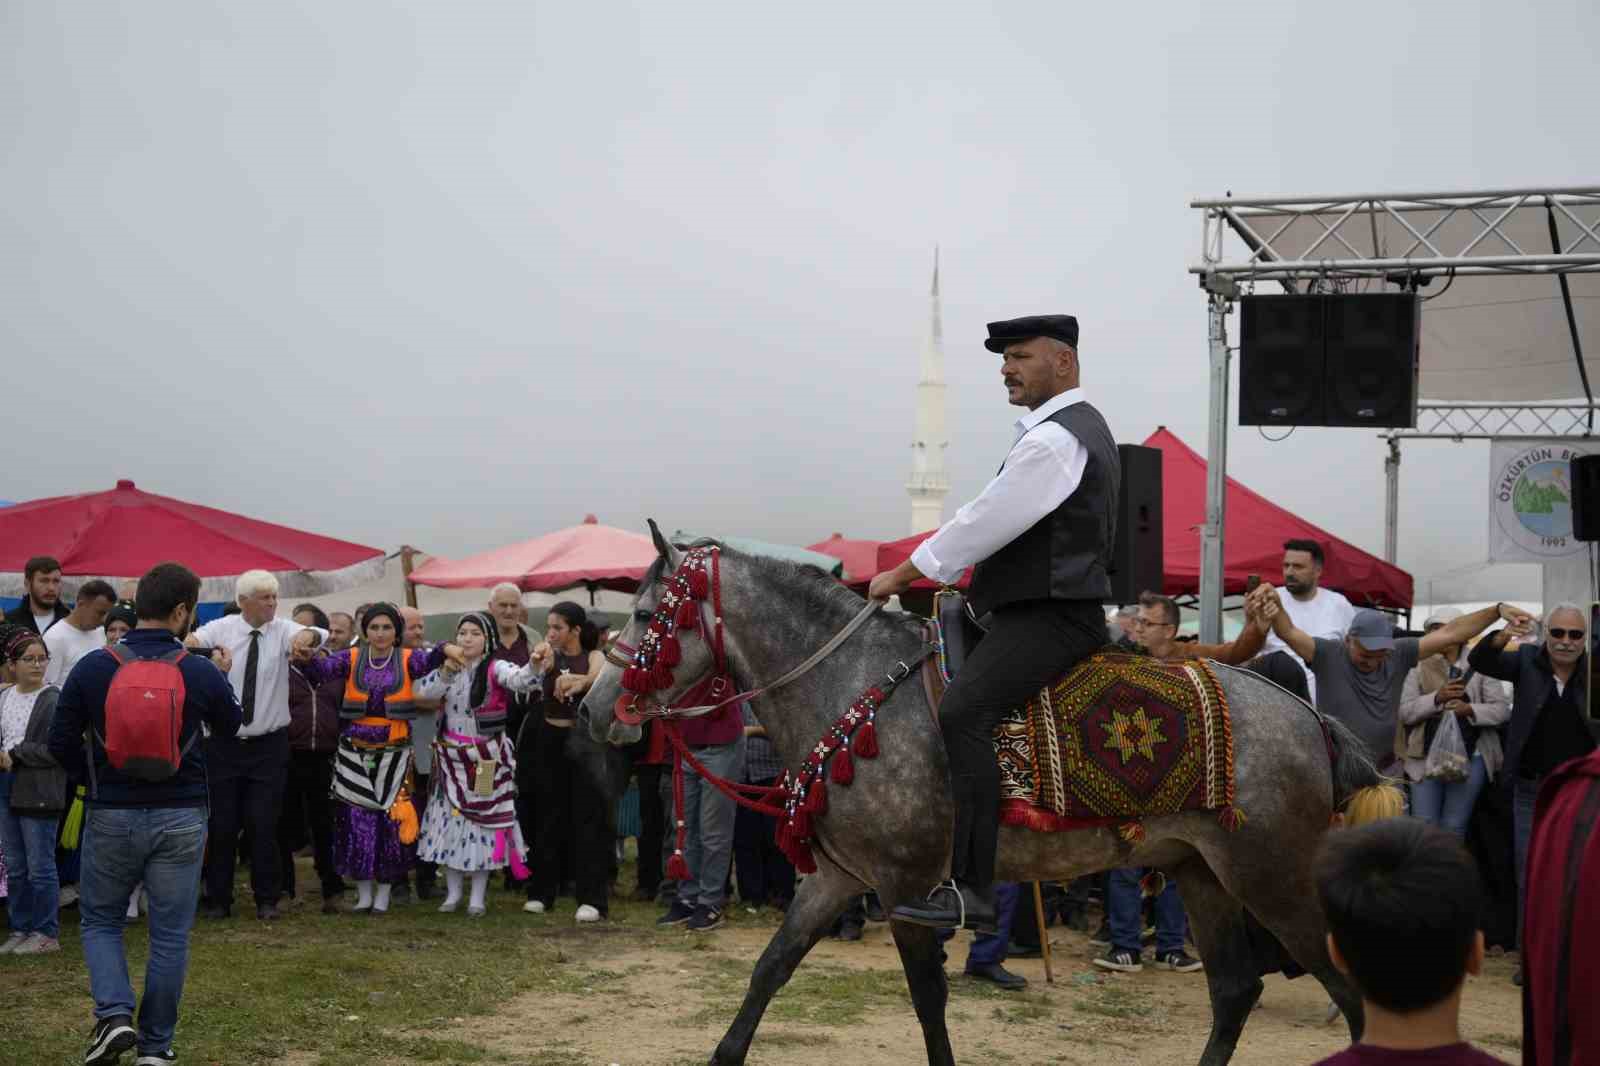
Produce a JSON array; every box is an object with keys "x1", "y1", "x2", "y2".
[
  {"x1": 399, "y1": 545, "x2": 419, "y2": 609},
  {"x1": 1200, "y1": 293, "x2": 1231, "y2": 644},
  {"x1": 1384, "y1": 437, "x2": 1401, "y2": 564}
]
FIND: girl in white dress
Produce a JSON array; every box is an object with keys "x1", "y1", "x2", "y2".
[{"x1": 414, "y1": 612, "x2": 540, "y2": 915}]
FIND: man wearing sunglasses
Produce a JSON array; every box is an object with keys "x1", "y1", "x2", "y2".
[{"x1": 1468, "y1": 600, "x2": 1599, "y2": 986}]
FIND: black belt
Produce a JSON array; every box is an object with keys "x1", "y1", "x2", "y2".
[{"x1": 224, "y1": 728, "x2": 287, "y2": 744}]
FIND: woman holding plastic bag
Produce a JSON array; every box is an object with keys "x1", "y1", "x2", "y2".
[{"x1": 1398, "y1": 608, "x2": 1511, "y2": 835}]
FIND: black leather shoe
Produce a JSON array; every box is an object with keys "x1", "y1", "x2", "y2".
[
  {"x1": 1006, "y1": 941, "x2": 1043, "y2": 959},
  {"x1": 255, "y1": 902, "x2": 281, "y2": 921},
  {"x1": 965, "y1": 963, "x2": 1028, "y2": 990},
  {"x1": 834, "y1": 921, "x2": 864, "y2": 942},
  {"x1": 890, "y1": 883, "x2": 998, "y2": 933},
  {"x1": 200, "y1": 903, "x2": 231, "y2": 920}
]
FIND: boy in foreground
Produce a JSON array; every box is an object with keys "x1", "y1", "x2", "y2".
[{"x1": 1310, "y1": 818, "x2": 1507, "y2": 1065}]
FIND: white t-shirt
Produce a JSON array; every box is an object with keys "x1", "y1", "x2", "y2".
[
  {"x1": 33, "y1": 611, "x2": 56, "y2": 635},
  {"x1": 43, "y1": 621, "x2": 107, "y2": 687},
  {"x1": 1262, "y1": 587, "x2": 1356, "y2": 702}
]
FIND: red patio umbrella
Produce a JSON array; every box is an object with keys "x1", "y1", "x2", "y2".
[
  {"x1": 806, "y1": 534, "x2": 883, "y2": 582},
  {"x1": 0, "y1": 479, "x2": 386, "y2": 602},
  {"x1": 408, "y1": 515, "x2": 656, "y2": 599}
]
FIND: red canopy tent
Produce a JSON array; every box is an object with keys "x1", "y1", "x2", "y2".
[
  {"x1": 806, "y1": 534, "x2": 882, "y2": 582},
  {"x1": 408, "y1": 515, "x2": 655, "y2": 599},
  {"x1": 1144, "y1": 427, "x2": 1412, "y2": 608},
  {"x1": 854, "y1": 430, "x2": 1413, "y2": 610},
  {"x1": 0, "y1": 479, "x2": 385, "y2": 602}
]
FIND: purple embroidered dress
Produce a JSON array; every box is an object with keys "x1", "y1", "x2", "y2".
[{"x1": 301, "y1": 646, "x2": 445, "y2": 882}]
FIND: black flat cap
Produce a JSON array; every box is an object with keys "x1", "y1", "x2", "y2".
[{"x1": 984, "y1": 314, "x2": 1078, "y2": 353}]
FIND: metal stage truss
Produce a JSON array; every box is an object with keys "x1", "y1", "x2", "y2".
[{"x1": 1189, "y1": 187, "x2": 1600, "y2": 642}]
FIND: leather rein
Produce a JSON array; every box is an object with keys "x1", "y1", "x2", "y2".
[{"x1": 606, "y1": 545, "x2": 885, "y2": 723}]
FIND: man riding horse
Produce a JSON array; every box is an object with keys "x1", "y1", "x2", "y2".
[{"x1": 869, "y1": 313, "x2": 1118, "y2": 931}]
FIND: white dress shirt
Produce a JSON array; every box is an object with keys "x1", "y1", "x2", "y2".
[
  {"x1": 911, "y1": 387, "x2": 1090, "y2": 585},
  {"x1": 191, "y1": 615, "x2": 328, "y2": 738}
]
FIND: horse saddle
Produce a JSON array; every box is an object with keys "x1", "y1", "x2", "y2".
[{"x1": 923, "y1": 592, "x2": 1241, "y2": 836}]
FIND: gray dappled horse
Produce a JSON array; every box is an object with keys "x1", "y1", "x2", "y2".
[{"x1": 585, "y1": 528, "x2": 1379, "y2": 1066}]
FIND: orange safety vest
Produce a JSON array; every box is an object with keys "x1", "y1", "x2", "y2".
[{"x1": 340, "y1": 646, "x2": 418, "y2": 719}]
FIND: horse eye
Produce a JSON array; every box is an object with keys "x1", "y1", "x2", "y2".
[{"x1": 634, "y1": 610, "x2": 653, "y2": 624}]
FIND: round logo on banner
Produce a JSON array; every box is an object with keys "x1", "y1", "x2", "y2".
[{"x1": 1493, "y1": 443, "x2": 1589, "y2": 557}]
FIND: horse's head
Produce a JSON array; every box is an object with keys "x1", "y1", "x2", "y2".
[{"x1": 586, "y1": 519, "x2": 728, "y2": 745}]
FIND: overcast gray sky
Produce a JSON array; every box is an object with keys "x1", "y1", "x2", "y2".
[{"x1": 4, "y1": 1, "x2": 1596, "y2": 600}]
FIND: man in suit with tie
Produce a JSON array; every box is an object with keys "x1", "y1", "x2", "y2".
[{"x1": 188, "y1": 571, "x2": 325, "y2": 920}]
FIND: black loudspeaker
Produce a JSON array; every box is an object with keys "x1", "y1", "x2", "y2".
[
  {"x1": 1240, "y1": 295, "x2": 1325, "y2": 426},
  {"x1": 1324, "y1": 293, "x2": 1420, "y2": 428},
  {"x1": 1108, "y1": 444, "x2": 1164, "y2": 606},
  {"x1": 1239, "y1": 292, "x2": 1420, "y2": 429},
  {"x1": 1571, "y1": 455, "x2": 1600, "y2": 542}
]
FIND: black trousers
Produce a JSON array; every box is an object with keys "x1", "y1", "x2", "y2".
[
  {"x1": 205, "y1": 729, "x2": 290, "y2": 908},
  {"x1": 276, "y1": 748, "x2": 341, "y2": 899},
  {"x1": 528, "y1": 719, "x2": 612, "y2": 913},
  {"x1": 940, "y1": 599, "x2": 1106, "y2": 895},
  {"x1": 733, "y1": 773, "x2": 795, "y2": 907},
  {"x1": 1244, "y1": 650, "x2": 1311, "y2": 703},
  {"x1": 512, "y1": 716, "x2": 539, "y2": 881},
  {"x1": 633, "y1": 763, "x2": 668, "y2": 897}
]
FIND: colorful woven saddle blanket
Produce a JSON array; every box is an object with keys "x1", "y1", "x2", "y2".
[{"x1": 993, "y1": 651, "x2": 1240, "y2": 838}]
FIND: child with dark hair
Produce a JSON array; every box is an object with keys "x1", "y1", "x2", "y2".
[{"x1": 1310, "y1": 819, "x2": 1508, "y2": 1065}]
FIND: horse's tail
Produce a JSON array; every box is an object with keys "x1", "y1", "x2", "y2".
[{"x1": 1322, "y1": 714, "x2": 1406, "y2": 823}]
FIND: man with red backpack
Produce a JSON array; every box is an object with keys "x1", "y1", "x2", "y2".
[{"x1": 48, "y1": 563, "x2": 241, "y2": 1066}]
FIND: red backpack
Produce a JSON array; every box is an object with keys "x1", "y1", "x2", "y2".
[{"x1": 94, "y1": 645, "x2": 196, "y2": 783}]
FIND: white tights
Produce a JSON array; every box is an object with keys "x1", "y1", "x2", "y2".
[
  {"x1": 442, "y1": 868, "x2": 491, "y2": 911},
  {"x1": 354, "y1": 879, "x2": 391, "y2": 911}
]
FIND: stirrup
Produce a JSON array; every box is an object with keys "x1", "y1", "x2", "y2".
[{"x1": 930, "y1": 879, "x2": 964, "y2": 928}]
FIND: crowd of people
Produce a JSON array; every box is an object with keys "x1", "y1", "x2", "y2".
[{"x1": 1, "y1": 543, "x2": 1596, "y2": 1064}]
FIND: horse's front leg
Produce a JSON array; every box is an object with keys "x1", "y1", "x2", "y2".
[
  {"x1": 710, "y1": 859, "x2": 860, "y2": 1066},
  {"x1": 888, "y1": 919, "x2": 956, "y2": 1066}
]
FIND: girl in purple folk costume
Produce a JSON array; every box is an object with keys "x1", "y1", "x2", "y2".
[
  {"x1": 294, "y1": 603, "x2": 461, "y2": 915},
  {"x1": 414, "y1": 612, "x2": 541, "y2": 916}
]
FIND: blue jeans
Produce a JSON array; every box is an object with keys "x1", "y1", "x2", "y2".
[
  {"x1": 1108, "y1": 867, "x2": 1187, "y2": 956},
  {"x1": 965, "y1": 882, "x2": 1022, "y2": 969},
  {"x1": 80, "y1": 805, "x2": 207, "y2": 1056},
  {"x1": 1408, "y1": 753, "x2": 1489, "y2": 837},
  {"x1": 0, "y1": 772, "x2": 61, "y2": 938},
  {"x1": 665, "y1": 738, "x2": 744, "y2": 911}
]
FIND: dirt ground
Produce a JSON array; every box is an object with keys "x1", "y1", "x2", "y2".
[{"x1": 460, "y1": 917, "x2": 1524, "y2": 1066}]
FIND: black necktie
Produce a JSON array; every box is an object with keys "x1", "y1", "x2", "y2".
[{"x1": 241, "y1": 630, "x2": 261, "y2": 726}]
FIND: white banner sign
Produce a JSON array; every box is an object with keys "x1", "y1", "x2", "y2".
[{"x1": 1489, "y1": 439, "x2": 1594, "y2": 563}]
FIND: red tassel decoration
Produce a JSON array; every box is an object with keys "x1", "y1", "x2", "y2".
[
  {"x1": 622, "y1": 667, "x2": 644, "y2": 692},
  {"x1": 830, "y1": 745, "x2": 854, "y2": 785},
  {"x1": 865, "y1": 687, "x2": 885, "y2": 704},
  {"x1": 666, "y1": 851, "x2": 691, "y2": 881},
  {"x1": 657, "y1": 635, "x2": 682, "y2": 667},
  {"x1": 675, "y1": 600, "x2": 698, "y2": 628},
  {"x1": 651, "y1": 663, "x2": 675, "y2": 689},
  {"x1": 806, "y1": 778, "x2": 828, "y2": 814},
  {"x1": 688, "y1": 570, "x2": 709, "y2": 599},
  {"x1": 853, "y1": 720, "x2": 879, "y2": 758}
]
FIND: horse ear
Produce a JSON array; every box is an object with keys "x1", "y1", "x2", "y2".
[{"x1": 647, "y1": 519, "x2": 679, "y2": 565}]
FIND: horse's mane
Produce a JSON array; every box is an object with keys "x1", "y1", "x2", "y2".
[{"x1": 649, "y1": 539, "x2": 919, "y2": 635}]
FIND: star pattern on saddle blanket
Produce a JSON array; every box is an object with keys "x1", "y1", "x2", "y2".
[{"x1": 1100, "y1": 706, "x2": 1169, "y2": 765}]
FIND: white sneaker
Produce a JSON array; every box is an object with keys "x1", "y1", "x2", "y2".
[
  {"x1": 438, "y1": 899, "x2": 461, "y2": 913},
  {"x1": 575, "y1": 904, "x2": 601, "y2": 923},
  {"x1": 522, "y1": 900, "x2": 546, "y2": 914},
  {"x1": 59, "y1": 885, "x2": 79, "y2": 908},
  {"x1": 0, "y1": 931, "x2": 27, "y2": 954},
  {"x1": 13, "y1": 933, "x2": 61, "y2": 955}
]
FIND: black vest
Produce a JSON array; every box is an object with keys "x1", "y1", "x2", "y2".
[{"x1": 969, "y1": 400, "x2": 1119, "y2": 617}]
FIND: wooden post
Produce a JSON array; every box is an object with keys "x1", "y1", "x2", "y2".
[
  {"x1": 1032, "y1": 881, "x2": 1055, "y2": 984},
  {"x1": 399, "y1": 546, "x2": 419, "y2": 609}
]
